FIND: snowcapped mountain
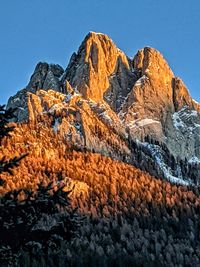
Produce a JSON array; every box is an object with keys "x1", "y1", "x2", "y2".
[{"x1": 7, "y1": 32, "x2": 200, "y2": 184}]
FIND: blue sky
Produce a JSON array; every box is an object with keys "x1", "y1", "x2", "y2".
[{"x1": 1, "y1": 0, "x2": 200, "y2": 104}]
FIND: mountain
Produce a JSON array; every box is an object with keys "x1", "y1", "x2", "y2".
[
  {"x1": 7, "y1": 32, "x2": 200, "y2": 184},
  {"x1": 2, "y1": 31, "x2": 200, "y2": 267}
]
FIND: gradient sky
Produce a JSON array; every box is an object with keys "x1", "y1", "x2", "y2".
[{"x1": 1, "y1": 0, "x2": 200, "y2": 104}]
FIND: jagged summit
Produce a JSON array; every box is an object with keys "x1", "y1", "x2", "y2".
[
  {"x1": 8, "y1": 31, "x2": 199, "y2": 117},
  {"x1": 28, "y1": 62, "x2": 64, "y2": 92},
  {"x1": 133, "y1": 46, "x2": 174, "y2": 80},
  {"x1": 84, "y1": 31, "x2": 115, "y2": 43},
  {"x1": 7, "y1": 62, "x2": 64, "y2": 122},
  {"x1": 62, "y1": 31, "x2": 135, "y2": 108},
  {"x1": 7, "y1": 31, "x2": 200, "y2": 122}
]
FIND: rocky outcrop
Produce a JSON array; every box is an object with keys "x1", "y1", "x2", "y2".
[
  {"x1": 125, "y1": 47, "x2": 175, "y2": 118},
  {"x1": 27, "y1": 93, "x2": 42, "y2": 122},
  {"x1": 172, "y1": 77, "x2": 200, "y2": 112},
  {"x1": 27, "y1": 62, "x2": 64, "y2": 93},
  {"x1": 7, "y1": 62, "x2": 64, "y2": 122},
  {"x1": 23, "y1": 88, "x2": 130, "y2": 160}
]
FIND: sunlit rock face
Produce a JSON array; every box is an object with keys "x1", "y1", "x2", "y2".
[
  {"x1": 62, "y1": 32, "x2": 137, "y2": 111},
  {"x1": 122, "y1": 47, "x2": 175, "y2": 120},
  {"x1": 6, "y1": 32, "x2": 200, "y2": 184},
  {"x1": 120, "y1": 47, "x2": 175, "y2": 143},
  {"x1": 24, "y1": 88, "x2": 130, "y2": 161},
  {"x1": 172, "y1": 77, "x2": 200, "y2": 112}
]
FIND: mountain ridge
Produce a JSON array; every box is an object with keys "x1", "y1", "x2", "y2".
[{"x1": 6, "y1": 31, "x2": 200, "y2": 185}]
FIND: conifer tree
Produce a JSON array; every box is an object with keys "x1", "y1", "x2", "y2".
[{"x1": 0, "y1": 105, "x2": 27, "y2": 180}]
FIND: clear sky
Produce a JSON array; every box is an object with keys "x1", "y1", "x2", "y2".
[{"x1": 1, "y1": 0, "x2": 200, "y2": 104}]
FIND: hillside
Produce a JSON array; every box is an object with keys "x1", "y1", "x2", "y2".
[{"x1": 1, "y1": 139, "x2": 200, "y2": 266}]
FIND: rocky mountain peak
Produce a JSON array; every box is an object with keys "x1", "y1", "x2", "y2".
[
  {"x1": 122, "y1": 47, "x2": 176, "y2": 125},
  {"x1": 28, "y1": 62, "x2": 64, "y2": 93},
  {"x1": 131, "y1": 47, "x2": 200, "y2": 113},
  {"x1": 63, "y1": 32, "x2": 136, "y2": 110},
  {"x1": 172, "y1": 77, "x2": 200, "y2": 112},
  {"x1": 133, "y1": 47, "x2": 174, "y2": 80},
  {"x1": 7, "y1": 62, "x2": 64, "y2": 122}
]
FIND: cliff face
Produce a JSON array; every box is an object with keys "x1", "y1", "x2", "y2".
[
  {"x1": 119, "y1": 47, "x2": 200, "y2": 160},
  {"x1": 62, "y1": 32, "x2": 137, "y2": 111},
  {"x1": 6, "y1": 32, "x2": 200, "y2": 184},
  {"x1": 122, "y1": 47, "x2": 174, "y2": 121}
]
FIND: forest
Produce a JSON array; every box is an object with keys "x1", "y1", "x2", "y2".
[{"x1": 0, "y1": 108, "x2": 200, "y2": 267}]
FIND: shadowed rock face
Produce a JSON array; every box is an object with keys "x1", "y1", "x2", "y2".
[
  {"x1": 27, "y1": 62, "x2": 64, "y2": 92},
  {"x1": 7, "y1": 63, "x2": 64, "y2": 122},
  {"x1": 6, "y1": 32, "x2": 200, "y2": 184}
]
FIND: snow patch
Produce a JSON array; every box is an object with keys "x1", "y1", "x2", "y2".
[
  {"x1": 100, "y1": 111, "x2": 112, "y2": 123},
  {"x1": 13, "y1": 97, "x2": 20, "y2": 102},
  {"x1": 137, "y1": 119, "x2": 160, "y2": 127},
  {"x1": 193, "y1": 99, "x2": 199, "y2": 105},
  {"x1": 74, "y1": 122, "x2": 81, "y2": 131},
  {"x1": 173, "y1": 107, "x2": 199, "y2": 130},
  {"x1": 172, "y1": 112, "x2": 185, "y2": 129},
  {"x1": 138, "y1": 141, "x2": 190, "y2": 186},
  {"x1": 49, "y1": 103, "x2": 64, "y2": 114},
  {"x1": 65, "y1": 92, "x2": 72, "y2": 102},
  {"x1": 189, "y1": 156, "x2": 200, "y2": 164},
  {"x1": 52, "y1": 118, "x2": 60, "y2": 133},
  {"x1": 190, "y1": 110, "x2": 198, "y2": 117},
  {"x1": 194, "y1": 123, "x2": 200, "y2": 128},
  {"x1": 128, "y1": 118, "x2": 160, "y2": 128},
  {"x1": 134, "y1": 75, "x2": 148, "y2": 86}
]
